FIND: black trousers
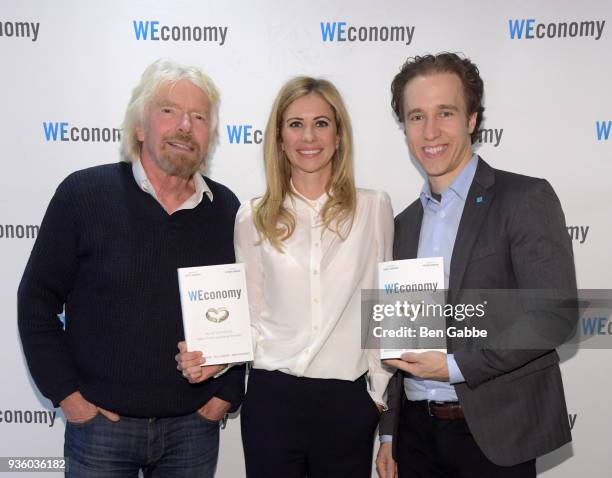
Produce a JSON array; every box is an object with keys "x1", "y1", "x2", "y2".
[
  {"x1": 397, "y1": 400, "x2": 536, "y2": 478},
  {"x1": 241, "y1": 369, "x2": 380, "y2": 478}
]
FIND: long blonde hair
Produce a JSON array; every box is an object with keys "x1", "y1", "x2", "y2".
[{"x1": 253, "y1": 77, "x2": 357, "y2": 251}]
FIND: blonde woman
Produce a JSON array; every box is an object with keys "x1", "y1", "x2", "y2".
[
  {"x1": 239, "y1": 77, "x2": 393, "y2": 477},
  {"x1": 178, "y1": 77, "x2": 393, "y2": 477}
]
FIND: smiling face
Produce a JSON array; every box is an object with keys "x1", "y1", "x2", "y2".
[
  {"x1": 402, "y1": 72, "x2": 477, "y2": 193},
  {"x1": 280, "y1": 92, "x2": 339, "y2": 185},
  {"x1": 137, "y1": 79, "x2": 211, "y2": 179}
]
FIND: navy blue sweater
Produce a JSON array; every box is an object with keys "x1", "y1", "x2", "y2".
[{"x1": 18, "y1": 162, "x2": 245, "y2": 417}]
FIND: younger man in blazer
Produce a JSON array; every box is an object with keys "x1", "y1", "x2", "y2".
[{"x1": 376, "y1": 53, "x2": 577, "y2": 478}]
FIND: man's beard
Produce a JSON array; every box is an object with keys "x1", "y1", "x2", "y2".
[{"x1": 157, "y1": 133, "x2": 205, "y2": 179}]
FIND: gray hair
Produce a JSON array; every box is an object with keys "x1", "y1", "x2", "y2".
[{"x1": 120, "y1": 58, "x2": 220, "y2": 168}]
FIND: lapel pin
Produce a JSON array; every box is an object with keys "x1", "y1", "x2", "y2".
[{"x1": 476, "y1": 196, "x2": 485, "y2": 204}]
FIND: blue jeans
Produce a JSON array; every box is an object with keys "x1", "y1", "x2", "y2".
[{"x1": 64, "y1": 411, "x2": 219, "y2": 477}]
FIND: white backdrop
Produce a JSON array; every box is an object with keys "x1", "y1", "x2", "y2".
[{"x1": 1, "y1": 0, "x2": 611, "y2": 476}]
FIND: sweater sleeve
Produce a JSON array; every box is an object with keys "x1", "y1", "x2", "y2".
[
  {"x1": 208, "y1": 184, "x2": 247, "y2": 413},
  {"x1": 212, "y1": 364, "x2": 246, "y2": 413},
  {"x1": 17, "y1": 180, "x2": 81, "y2": 407}
]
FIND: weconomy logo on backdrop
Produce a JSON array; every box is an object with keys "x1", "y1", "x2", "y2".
[
  {"x1": 132, "y1": 20, "x2": 228, "y2": 45},
  {"x1": 508, "y1": 18, "x2": 605, "y2": 40},
  {"x1": 0, "y1": 223, "x2": 38, "y2": 240},
  {"x1": 476, "y1": 128, "x2": 503, "y2": 148},
  {"x1": 0, "y1": 20, "x2": 39, "y2": 41},
  {"x1": 320, "y1": 21, "x2": 415, "y2": 45},
  {"x1": 0, "y1": 408, "x2": 56, "y2": 427},
  {"x1": 596, "y1": 121, "x2": 611, "y2": 141},
  {"x1": 581, "y1": 315, "x2": 611, "y2": 336},
  {"x1": 567, "y1": 225, "x2": 589, "y2": 244},
  {"x1": 43, "y1": 122, "x2": 121, "y2": 143},
  {"x1": 226, "y1": 124, "x2": 263, "y2": 145}
]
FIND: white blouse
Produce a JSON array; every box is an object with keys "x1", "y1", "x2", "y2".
[{"x1": 234, "y1": 187, "x2": 394, "y2": 405}]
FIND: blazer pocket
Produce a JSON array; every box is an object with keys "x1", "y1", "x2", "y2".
[
  {"x1": 502, "y1": 352, "x2": 559, "y2": 383},
  {"x1": 467, "y1": 244, "x2": 497, "y2": 263}
]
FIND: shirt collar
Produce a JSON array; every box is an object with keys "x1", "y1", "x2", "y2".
[
  {"x1": 131, "y1": 159, "x2": 213, "y2": 203},
  {"x1": 419, "y1": 154, "x2": 478, "y2": 207},
  {"x1": 288, "y1": 178, "x2": 328, "y2": 212}
]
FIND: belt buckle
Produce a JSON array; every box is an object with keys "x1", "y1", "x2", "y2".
[{"x1": 426, "y1": 400, "x2": 434, "y2": 417}]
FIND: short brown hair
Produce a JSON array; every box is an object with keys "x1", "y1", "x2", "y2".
[{"x1": 391, "y1": 53, "x2": 485, "y2": 143}]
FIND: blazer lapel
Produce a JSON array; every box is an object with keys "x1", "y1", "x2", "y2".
[
  {"x1": 449, "y1": 158, "x2": 496, "y2": 294},
  {"x1": 394, "y1": 203, "x2": 423, "y2": 260},
  {"x1": 406, "y1": 206, "x2": 423, "y2": 259}
]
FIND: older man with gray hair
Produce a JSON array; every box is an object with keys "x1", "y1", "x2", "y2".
[{"x1": 18, "y1": 58, "x2": 244, "y2": 477}]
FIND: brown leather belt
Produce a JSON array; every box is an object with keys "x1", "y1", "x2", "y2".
[{"x1": 413, "y1": 400, "x2": 465, "y2": 420}]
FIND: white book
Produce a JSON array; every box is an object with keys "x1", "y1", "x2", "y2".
[
  {"x1": 178, "y1": 263, "x2": 253, "y2": 365},
  {"x1": 377, "y1": 257, "x2": 446, "y2": 359}
]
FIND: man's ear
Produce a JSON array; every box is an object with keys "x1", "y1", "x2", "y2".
[
  {"x1": 136, "y1": 124, "x2": 145, "y2": 142},
  {"x1": 467, "y1": 112, "x2": 477, "y2": 135}
]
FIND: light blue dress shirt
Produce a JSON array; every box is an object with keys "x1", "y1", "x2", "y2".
[
  {"x1": 380, "y1": 155, "x2": 478, "y2": 444},
  {"x1": 402, "y1": 155, "x2": 479, "y2": 402}
]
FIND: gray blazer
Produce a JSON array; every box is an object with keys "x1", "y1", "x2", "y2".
[{"x1": 379, "y1": 158, "x2": 577, "y2": 467}]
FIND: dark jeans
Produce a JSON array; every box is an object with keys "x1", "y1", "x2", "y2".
[
  {"x1": 241, "y1": 369, "x2": 380, "y2": 478},
  {"x1": 397, "y1": 400, "x2": 536, "y2": 478},
  {"x1": 64, "y1": 411, "x2": 219, "y2": 478}
]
